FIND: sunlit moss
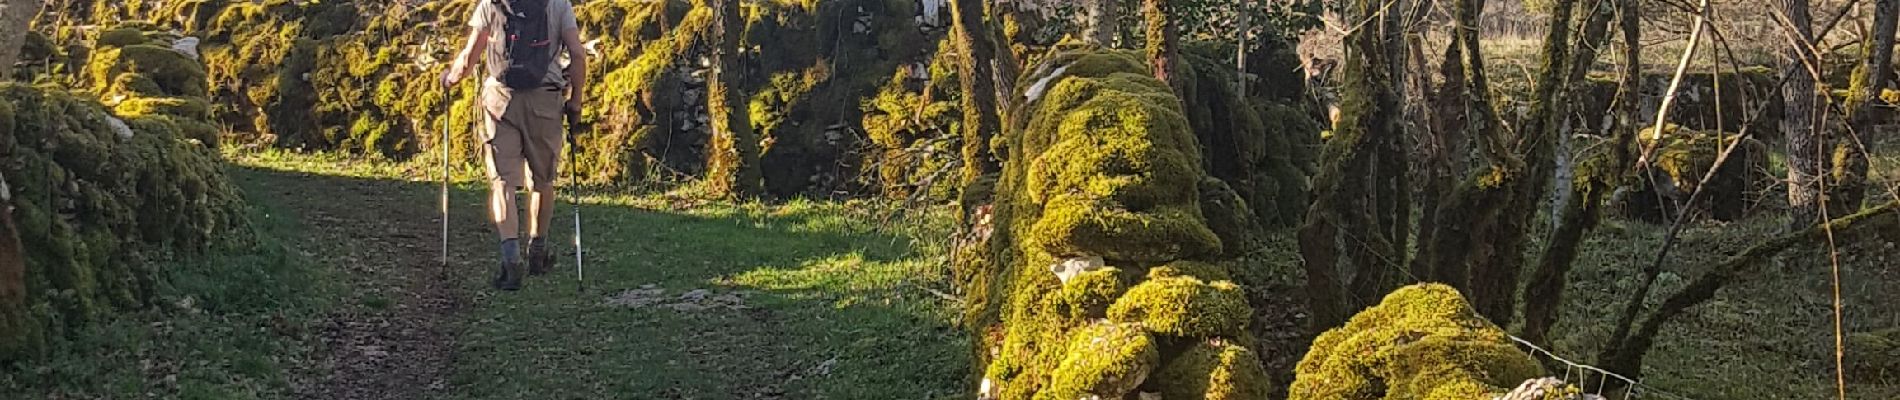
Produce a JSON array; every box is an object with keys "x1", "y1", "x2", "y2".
[
  {"x1": 1289, "y1": 284, "x2": 1543, "y2": 399},
  {"x1": 1154, "y1": 341, "x2": 1273, "y2": 400},
  {"x1": 1038, "y1": 322, "x2": 1159, "y2": 399},
  {"x1": 1106, "y1": 274, "x2": 1249, "y2": 338},
  {"x1": 89, "y1": 44, "x2": 209, "y2": 99},
  {"x1": 972, "y1": 49, "x2": 1269, "y2": 398},
  {"x1": 0, "y1": 83, "x2": 245, "y2": 359}
]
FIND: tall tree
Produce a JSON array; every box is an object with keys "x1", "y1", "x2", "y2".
[
  {"x1": 1297, "y1": 0, "x2": 1408, "y2": 329},
  {"x1": 0, "y1": 0, "x2": 42, "y2": 79},
  {"x1": 1783, "y1": 0, "x2": 1824, "y2": 229},
  {"x1": 1520, "y1": 0, "x2": 1635, "y2": 346},
  {"x1": 1144, "y1": 0, "x2": 1179, "y2": 86},
  {"x1": 1083, "y1": 0, "x2": 1119, "y2": 47},
  {"x1": 949, "y1": 0, "x2": 1004, "y2": 206},
  {"x1": 1412, "y1": 0, "x2": 1605, "y2": 325},
  {"x1": 1832, "y1": 0, "x2": 1899, "y2": 215},
  {"x1": 704, "y1": 0, "x2": 761, "y2": 198}
]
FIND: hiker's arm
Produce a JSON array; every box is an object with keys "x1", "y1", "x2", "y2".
[
  {"x1": 443, "y1": 26, "x2": 489, "y2": 86},
  {"x1": 562, "y1": 26, "x2": 585, "y2": 111}
]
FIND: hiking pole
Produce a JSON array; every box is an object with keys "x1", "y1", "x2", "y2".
[
  {"x1": 566, "y1": 107, "x2": 585, "y2": 294},
  {"x1": 439, "y1": 90, "x2": 453, "y2": 267}
]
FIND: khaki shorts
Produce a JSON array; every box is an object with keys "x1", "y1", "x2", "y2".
[{"x1": 480, "y1": 83, "x2": 565, "y2": 190}]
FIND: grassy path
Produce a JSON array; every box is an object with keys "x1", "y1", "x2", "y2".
[
  {"x1": 243, "y1": 168, "x2": 475, "y2": 399},
  {"x1": 236, "y1": 153, "x2": 968, "y2": 399}
]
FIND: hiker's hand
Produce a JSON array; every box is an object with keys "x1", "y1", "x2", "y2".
[
  {"x1": 441, "y1": 68, "x2": 463, "y2": 87},
  {"x1": 565, "y1": 97, "x2": 582, "y2": 116}
]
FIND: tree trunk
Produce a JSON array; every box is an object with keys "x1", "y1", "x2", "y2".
[
  {"x1": 0, "y1": 0, "x2": 43, "y2": 79},
  {"x1": 1784, "y1": 0, "x2": 1824, "y2": 230},
  {"x1": 1519, "y1": 0, "x2": 1634, "y2": 346},
  {"x1": 1298, "y1": 0, "x2": 1406, "y2": 329},
  {"x1": 1082, "y1": 0, "x2": 1118, "y2": 47},
  {"x1": 1833, "y1": 0, "x2": 1898, "y2": 215},
  {"x1": 1358, "y1": 0, "x2": 1410, "y2": 304},
  {"x1": 1416, "y1": 0, "x2": 1581, "y2": 325},
  {"x1": 949, "y1": 0, "x2": 1004, "y2": 206},
  {"x1": 1383, "y1": 0, "x2": 1413, "y2": 284},
  {"x1": 1235, "y1": 7, "x2": 1249, "y2": 94},
  {"x1": 1601, "y1": 200, "x2": 1900, "y2": 383},
  {"x1": 704, "y1": 0, "x2": 761, "y2": 199},
  {"x1": 1418, "y1": 0, "x2": 1507, "y2": 293},
  {"x1": 1409, "y1": 40, "x2": 1466, "y2": 282},
  {"x1": 1143, "y1": 0, "x2": 1178, "y2": 87}
]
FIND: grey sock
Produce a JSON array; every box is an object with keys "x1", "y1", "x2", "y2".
[
  {"x1": 528, "y1": 237, "x2": 547, "y2": 253},
  {"x1": 500, "y1": 238, "x2": 520, "y2": 264}
]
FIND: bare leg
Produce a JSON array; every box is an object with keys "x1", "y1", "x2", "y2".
[
  {"x1": 527, "y1": 186, "x2": 556, "y2": 238},
  {"x1": 490, "y1": 181, "x2": 519, "y2": 240}
]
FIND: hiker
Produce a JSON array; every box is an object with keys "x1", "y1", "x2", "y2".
[{"x1": 442, "y1": 0, "x2": 587, "y2": 291}]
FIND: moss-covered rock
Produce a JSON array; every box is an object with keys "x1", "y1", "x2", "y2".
[
  {"x1": 1013, "y1": 52, "x2": 1219, "y2": 262},
  {"x1": 1039, "y1": 322, "x2": 1160, "y2": 399},
  {"x1": 1154, "y1": 341, "x2": 1273, "y2": 400},
  {"x1": 1620, "y1": 124, "x2": 1770, "y2": 222},
  {"x1": 89, "y1": 44, "x2": 209, "y2": 99},
  {"x1": 0, "y1": 83, "x2": 245, "y2": 360},
  {"x1": 0, "y1": 180, "x2": 32, "y2": 363},
  {"x1": 96, "y1": 27, "x2": 150, "y2": 48},
  {"x1": 1197, "y1": 177, "x2": 1262, "y2": 255},
  {"x1": 1107, "y1": 274, "x2": 1249, "y2": 338},
  {"x1": 1289, "y1": 284, "x2": 1544, "y2": 399},
  {"x1": 1050, "y1": 267, "x2": 1127, "y2": 320},
  {"x1": 968, "y1": 49, "x2": 1270, "y2": 398},
  {"x1": 1178, "y1": 43, "x2": 1314, "y2": 229}
]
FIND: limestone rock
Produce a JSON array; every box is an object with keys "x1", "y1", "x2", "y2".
[{"x1": 1049, "y1": 256, "x2": 1105, "y2": 284}]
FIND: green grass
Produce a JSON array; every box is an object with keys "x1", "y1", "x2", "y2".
[
  {"x1": 0, "y1": 168, "x2": 342, "y2": 399},
  {"x1": 223, "y1": 148, "x2": 972, "y2": 399},
  {"x1": 1548, "y1": 214, "x2": 1900, "y2": 399},
  {"x1": 439, "y1": 194, "x2": 969, "y2": 399}
]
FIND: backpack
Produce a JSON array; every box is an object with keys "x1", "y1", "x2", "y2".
[{"x1": 495, "y1": 0, "x2": 557, "y2": 90}]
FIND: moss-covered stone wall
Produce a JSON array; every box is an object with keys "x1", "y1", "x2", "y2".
[
  {"x1": 0, "y1": 32, "x2": 246, "y2": 360},
  {"x1": 964, "y1": 49, "x2": 1275, "y2": 399},
  {"x1": 1177, "y1": 41, "x2": 1316, "y2": 229},
  {"x1": 1289, "y1": 284, "x2": 1544, "y2": 399},
  {"x1": 1613, "y1": 124, "x2": 1771, "y2": 222},
  {"x1": 45, "y1": 0, "x2": 961, "y2": 199}
]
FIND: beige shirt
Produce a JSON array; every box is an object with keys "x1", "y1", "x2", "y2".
[{"x1": 469, "y1": 0, "x2": 579, "y2": 88}]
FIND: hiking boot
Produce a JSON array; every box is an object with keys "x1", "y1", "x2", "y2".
[
  {"x1": 527, "y1": 241, "x2": 552, "y2": 276},
  {"x1": 493, "y1": 260, "x2": 523, "y2": 291}
]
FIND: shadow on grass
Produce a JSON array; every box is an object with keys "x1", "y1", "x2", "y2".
[
  {"x1": 0, "y1": 167, "x2": 341, "y2": 399},
  {"x1": 230, "y1": 161, "x2": 971, "y2": 399}
]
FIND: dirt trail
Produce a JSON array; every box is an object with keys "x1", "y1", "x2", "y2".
[{"x1": 259, "y1": 172, "x2": 489, "y2": 400}]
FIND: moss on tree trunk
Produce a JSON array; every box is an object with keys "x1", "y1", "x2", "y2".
[
  {"x1": 702, "y1": 0, "x2": 760, "y2": 199},
  {"x1": 1519, "y1": 0, "x2": 1630, "y2": 346},
  {"x1": 1833, "y1": 0, "x2": 1897, "y2": 216},
  {"x1": 948, "y1": 0, "x2": 1004, "y2": 207},
  {"x1": 1298, "y1": 0, "x2": 1413, "y2": 329}
]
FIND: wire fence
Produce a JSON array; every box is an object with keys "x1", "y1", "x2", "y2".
[{"x1": 1507, "y1": 335, "x2": 1705, "y2": 400}]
